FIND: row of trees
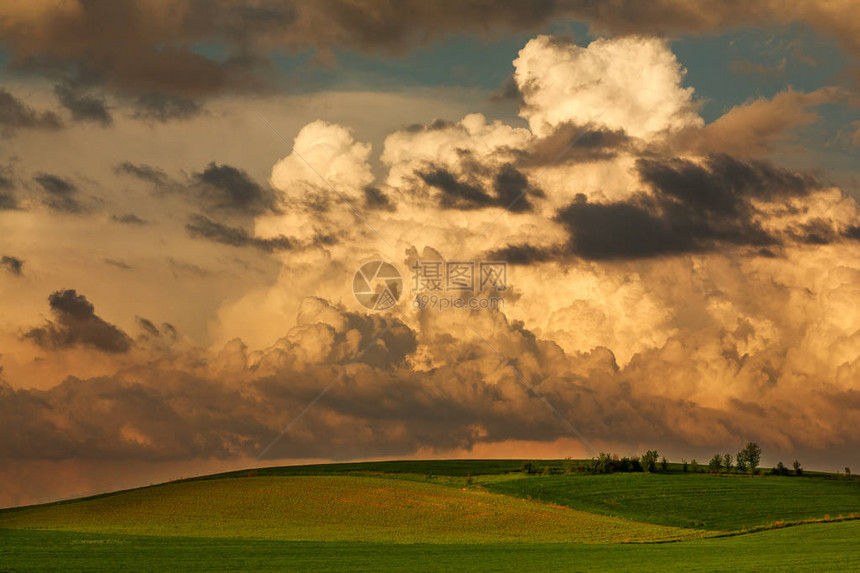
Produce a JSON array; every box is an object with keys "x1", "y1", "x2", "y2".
[
  {"x1": 528, "y1": 443, "x2": 855, "y2": 477},
  {"x1": 584, "y1": 442, "x2": 846, "y2": 478},
  {"x1": 588, "y1": 450, "x2": 669, "y2": 474},
  {"x1": 586, "y1": 444, "x2": 765, "y2": 476},
  {"x1": 701, "y1": 442, "x2": 764, "y2": 474}
]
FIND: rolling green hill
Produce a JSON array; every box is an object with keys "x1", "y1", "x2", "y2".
[
  {"x1": 484, "y1": 472, "x2": 860, "y2": 531},
  {"x1": 1, "y1": 460, "x2": 858, "y2": 571},
  {"x1": 0, "y1": 475, "x2": 697, "y2": 543}
]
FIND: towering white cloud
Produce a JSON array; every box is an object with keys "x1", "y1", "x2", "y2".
[
  {"x1": 514, "y1": 35, "x2": 703, "y2": 139},
  {"x1": 5, "y1": 33, "x2": 860, "y2": 509},
  {"x1": 270, "y1": 120, "x2": 373, "y2": 203}
]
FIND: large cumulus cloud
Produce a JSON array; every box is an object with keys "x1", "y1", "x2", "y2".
[
  {"x1": 4, "y1": 291, "x2": 858, "y2": 470},
  {"x1": 2, "y1": 31, "x2": 860, "y2": 508},
  {"x1": 23, "y1": 289, "x2": 133, "y2": 354}
]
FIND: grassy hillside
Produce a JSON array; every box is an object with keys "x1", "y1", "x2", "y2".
[
  {"x1": 0, "y1": 475, "x2": 698, "y2": 543},
  {"x1": 200, "y1": 459, "x2": 540, "y2": 479},
  {"x1": 2, "y1": 521, "x2": 859, "y2": 572},
  {"x1": 2, "y1": 460, "x2": 858, "y2": 571},
  {"x1": 485, "y1": 472, "x2": 860, "y2": 530}
]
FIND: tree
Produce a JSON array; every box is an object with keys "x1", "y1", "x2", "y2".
[
  {"x1": 723, "y1": 453, "x2": 733, "y2": 473},
  {"x1": 736, "y1": 450, "x2": 748, "y2": 474},
  {"x1": 793, "y1": 460, "x2": 802, "y2": 477},
  {"x1": 846, "y1": 467, "x2": 852, "y2": 478},
  {"x1": 690, "y1": 459, "x2": 700, "y2": 473},
  {"x1": 591, "y1": 453, "x2": 614, "y2": 474},
  {"x1": 562, "y1": 457, "x2": 576, "y2": 475},
  {"x1": 741, "y1": 442, "x2": 762, "y2": 474},
  {"x1": 681, "y1": 459, "x2": 688, "y2": 472},
  {"x1": 772, "y1": 461, "x2": 789, "y2": 476},
  {"x1": 708, "y1": 454, "x2": 723, "y2": 474},
  {"x1": 640, "y1": 450, "x2": 659, "y2": 473},
  {"x1": 661, "y1": 456, "x2": 669, "y2": 472}
]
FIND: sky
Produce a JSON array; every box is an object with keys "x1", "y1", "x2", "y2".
[{"x1": 1, "y1": 0, "x2": 859, "y2": 507}]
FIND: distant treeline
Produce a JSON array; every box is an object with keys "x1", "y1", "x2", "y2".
[{"x1": 520, "y1": 442, "x2": 854, "y2": 478}]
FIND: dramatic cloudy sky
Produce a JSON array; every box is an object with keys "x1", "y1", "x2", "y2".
[{"x1": 2, "y1": 1, "x2": 860, "y2": 507}]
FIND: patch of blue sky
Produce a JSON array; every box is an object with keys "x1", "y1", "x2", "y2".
[
  {"x1": 674, "y1": 23, "x2": 848, "y2": 122},
  {"x1": 269, "y1": 22, "x2": 593, "y2": 94}
]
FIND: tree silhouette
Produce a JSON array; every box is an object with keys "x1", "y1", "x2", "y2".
[{"x1": 741, "y1": 442, "x2": 762, "y2": 474}]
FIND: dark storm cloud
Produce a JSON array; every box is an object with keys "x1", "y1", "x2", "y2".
[
  {"x1": 23, "y1": 289, "x2": 132, "y2": 354},
  {"x1": 137, "y1": 317, "x2": 159, "y2": 337},
  {"x1": 0, "y1": 300, "x2": 423, "y2": 461},
  {"x1": 420, "y1": 164, "x2": 542, "y2": 212},
  {"x1": 33, "y1": 172, "x2": 86, "y2": 213},
  {"x1": 193, "y1": 163, "x2": 277, "y2": 215},
  {"x1": 111, "y1": 213, "x2": 147, "y2": 225},
  {"x1": 33, "y1": 173, "x2": 75, "y2": 195},
  {"x1": 402, "y1": 119, "x2": 457, "y2": 133},
  {"x1": 4, "y1": 294, "x2": 856, "y2": 465},
  {"x1": 492, "y1": 155, "x2": 835, "y2": 263},
  {"x1": 556, "y1": 155, "x2": 822, "y2": 259},
  {"x1": 555, "y1": 195, "x2": 705, "y2": 260},
  {"x1": 185, "y1": 214, "x2": 295, "y2": 252},
  {"x1": 54, "y1": 83, "x2": 112, "y2": 126},
  {"x1": 522, "y1": 122, "x2": 631, "y2": 166},
  {"x1": 116, "y1": 161, "x2": 275, "y2": 215},
  {"x1": 0, "y1": 2, "x2": 273, "y2": 99},
  {"x1": 638, "y1": 154, "x2": 819, "y2": 209},
  {"x1": 1, "y1": 1, "x2": 859, "y2": 107},
  {"x1": 489, "y1": 75, "x2": 523, "y2": 103},
  {"x1": 485, "y1": 244, "x2": 558, "y2": 265},
  {"x1": 0, "y1": 89, "x2": 62, "y2": 130},
  {"x1": 1, "y1": 256, "x2": 23, "y2": 276},
  {"x1": 135, "y1": 316, "x2": 177, "y2": 347},
  {"x1": 790, "y1": 218, "x2": 840, "y2": 245},
  {"x1": 114, "y1": 162, "x2": 168, "y2": 187},
  {"x1": 132, "y1": 92, "x2": 203, "y2": 122},
  {"x1": 363, "y1": 186, "x2": 395, "y2": 211},
  {"x1": 420, "y1": 168, "x2": 495, "y2": 209},
  {"x1": 493, "y1": 163, "x2": 545, "y2": 211}
]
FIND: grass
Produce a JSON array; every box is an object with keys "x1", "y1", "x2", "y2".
[
  {"x1": 484, "y1": 472, "x2": 860, "y2": 531},
  {"x1": 2, "y1": 460, "x2": 858, "y2": 571},
  {"x1": 1, "y1": 521, "x2": 859, "y2": 572},
  {"x1": 0, "y1": 475, "x2": 698, "y2": 543},
  {"x1": 204, "y1": 459, "x2": 540, "y2": 478}
]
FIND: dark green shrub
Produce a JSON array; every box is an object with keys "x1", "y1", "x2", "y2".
[
  {"x1": 640, "y1": 450, "x2": 659, "y2": 473},
  {"x1": 708, "y1": 454, "x2": 722, "y2": 474}
]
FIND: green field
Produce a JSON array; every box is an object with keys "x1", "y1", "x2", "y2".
[
  {"x1": 1, "y1": 460, "x2": 858, "y2": 571},
  {"x1": 0, "y1": 476, "x2": 697, "y2": 543},
  {"x1": 484, "y1": 472, "x2": 860, "y2": 530},
  {"x1": 2, "y1": 522, "x2": 859, "y2": 572}
]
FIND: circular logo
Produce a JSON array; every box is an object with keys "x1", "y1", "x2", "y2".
[{"x1": 353, "y1": 261, "x2": 403, "y2": 311}]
